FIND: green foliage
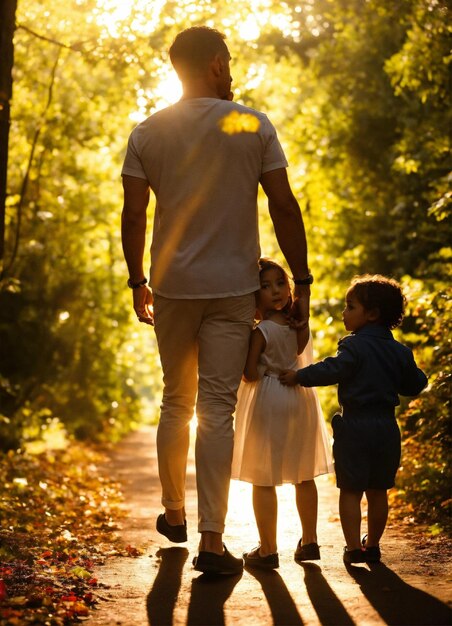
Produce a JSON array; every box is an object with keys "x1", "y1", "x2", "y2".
[
  {"x1": 1, "y1": 0, "x2": 163, "y2": 449},
  {"x1": 1, "y1": 0, "x2": 450, "y2": 532},
  {"x1": 394, "y1": 276, "x2": 451, "y2": 532}
]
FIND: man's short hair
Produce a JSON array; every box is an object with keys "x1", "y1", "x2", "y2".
[{"x1": 169, "y1": 26, "x2": 228, "y2": 77}]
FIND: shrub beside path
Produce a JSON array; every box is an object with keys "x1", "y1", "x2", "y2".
[{"x1": 86, "y1": 426, "x2": 451, "y2": 626}]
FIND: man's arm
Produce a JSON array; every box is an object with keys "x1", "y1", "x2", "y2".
[
  {"x1": 260, "y1": 167, "x2": 310, "y2": 327},
  {"x1": 122, "y1": 174, "x2": 150, "y2": 280},
  {"x1": 121, "y1": 174, "x2": 154, "y2": 325}
]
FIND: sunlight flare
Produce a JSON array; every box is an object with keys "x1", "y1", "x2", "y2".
[{"x1": 218, "y1": 111, "x2": 261, "y2": 135}]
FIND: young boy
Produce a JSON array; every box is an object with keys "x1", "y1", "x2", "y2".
[{"x1": 280, "y1": 274, "x2": 428, "y2": 564}]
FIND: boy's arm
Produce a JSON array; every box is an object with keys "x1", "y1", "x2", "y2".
[
  {"x1": 280, "y1": 338, "x2": 358, "y2": 387},
  {"x1": 243, "y1": 328, "x2": 266, "y2": 382},
  {"x1": 399, "y1": 351, "x2": 428, "y2": 396}
]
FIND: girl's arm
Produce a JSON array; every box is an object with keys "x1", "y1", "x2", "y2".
[
  {"x1": 243, "y1": 328, "x2": 266, "y2": 382},
  {"x1": 296, "y1": 324, "x2": 310, "y2": 355}
]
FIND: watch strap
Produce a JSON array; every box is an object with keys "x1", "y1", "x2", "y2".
[
  {"x1": 127, "y1": 277, "x2": 148, "y2": 289},
  {"x1": 293, "y1": 274, "x2": 314, "y2": 286}
]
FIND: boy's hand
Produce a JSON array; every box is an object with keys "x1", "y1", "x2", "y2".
[{"x1": 279, "y1": 369, "x2": 299, "y2": 386}]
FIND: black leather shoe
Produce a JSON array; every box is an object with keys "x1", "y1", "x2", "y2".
[
  {"x1": 244, "y1": 546, "x2": 279, "y2": 569},
  {"x1": 343, "y1": 547, "x2": 366, "y2": 564},
  {"x1": 193, "y1": 544, "x2": 243, "y2": 575},
  {"x1": 156, "y1": 513, "x2": 187, "y2": 543},
  {"x1": 294, "y1": 540, "x2": 320, "y2": 561},
  {"x1": 362, "y1": 535, "x2": 381, "y2": 562}
]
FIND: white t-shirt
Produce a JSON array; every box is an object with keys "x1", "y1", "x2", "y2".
[{"x1": 121, "y1": 98, "x2": 288, "y2": 298}]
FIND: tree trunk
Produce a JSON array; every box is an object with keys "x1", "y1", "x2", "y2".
[{"x1": 0, "y1": 0, "x2": 18, "y2": 271}]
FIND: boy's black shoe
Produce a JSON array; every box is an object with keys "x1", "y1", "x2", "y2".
[
  {"x1": 362, "y1": 535, "x2": 381, "y2": 562},
  {"x1": 193, "y1": 544, "x2": 243, "y2": 575},
  {"x1": 294, "y1": 540, "x2": 320, "y2": 561},
  {"x1": 244, "y1": 546, "x2": 279, "y2": 569},
  {"x1": 343, "y1": 547, "x2": 366, "y2": 564},
  {"x1": 156, "y1": 513, "x2": 187, "y2": 543}
]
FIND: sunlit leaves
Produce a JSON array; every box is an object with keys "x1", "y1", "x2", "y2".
[
  {"x1": 0, "y1": 442, "x2": 135, "y2": 624},
  {"x1": 385, "y1": 1, "x2": 450, "y2": 104},
  {"x1": 2, "y1": 0, "x2": 450, "y2": 535}
]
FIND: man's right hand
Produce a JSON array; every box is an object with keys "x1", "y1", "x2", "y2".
[{"x1": 133, "y1": 286, "x2": 154, "y2": 325}]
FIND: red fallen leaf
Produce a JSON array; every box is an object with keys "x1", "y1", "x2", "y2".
[
  {"x1": 87, "y1": 578, "x2": 98, "y2": 586},
  {"x1": 0, "y1": 608, "x2": 22, "y2": 618},
  {"x1": 61, "y1": 594, "x2": 78, "y2": 602},
  {"x1": 40, "y1": 550, "x2": 53, "y2": 559},
  {"x1": 0, "y1": 568, "x2": 12, "y2": 576},
  {"x1": 0, "y1": 579, "x2": 7, "y2": 600},
  {"x1": 125, "y1": 544, "x2": 142, "y2": 557}
]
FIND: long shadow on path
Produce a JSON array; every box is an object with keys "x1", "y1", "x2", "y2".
[
  {"x1": 299, "y1": 562, "x2": 356, "y2": 626},
  {"x1": 244, "y1": 566, "x2": 304, "y2": 625},
  {"x1": 186, "y1": 572, "x2": 242, "y2": 626},
  {"x1": 345, "y1": 561, "x2": 452, "y2": 626},
  {"x1": 147, "y1": 547, "x2": 189, "y2": 625},
  {"x1": 146, "y1": 549, "x2": 242, "y2": 626}
]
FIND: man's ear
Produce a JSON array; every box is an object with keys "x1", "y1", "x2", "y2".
[{"x1": 211, "y1": 53, "x2": 224, "y2": 78}]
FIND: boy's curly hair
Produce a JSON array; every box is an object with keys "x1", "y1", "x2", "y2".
[{"x1": 348, "y1": 274, "x2": 406, "y2": 330}]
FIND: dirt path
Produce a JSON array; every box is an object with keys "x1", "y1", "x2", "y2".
[{"x1": 86, "y1": 426, "x2": 451, "y2": 626}]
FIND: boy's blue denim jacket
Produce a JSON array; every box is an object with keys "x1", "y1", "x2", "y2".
[{"x1": 295, "y1": 324, "x2": 428, "y2": 411}]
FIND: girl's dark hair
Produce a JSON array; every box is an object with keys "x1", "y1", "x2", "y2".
[
  {"x1": 349, "y1": 274, "x2": 406, "y2": 329},
  {"x1": 169, "y1": 26, "x2": 228, "y2": 76},
  {"x1": 258, "y1": 257, "x2": 293, "y2": 314}
]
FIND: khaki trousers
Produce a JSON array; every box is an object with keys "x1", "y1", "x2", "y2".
[{"x1": 153, "y1": 293, "x2": 255, "y2": 533}]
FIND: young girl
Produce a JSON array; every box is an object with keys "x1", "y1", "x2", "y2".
[
  {"x1": 280, "y1": 274, "x2": 428, "y2": 564},
  {"x1": 231, "y1": 258, "x2": 333, "y2": 569}
]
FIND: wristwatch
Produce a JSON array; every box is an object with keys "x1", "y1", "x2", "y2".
[
  {"x1": 127, "y1": 277, "x2": 147, "y2": 289},
  {"x1": 293, "y1": 273, "x2": 314, "y2": 286}
]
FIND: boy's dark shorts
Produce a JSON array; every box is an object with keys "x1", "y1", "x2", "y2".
[{"x1": 332, "y1": 412, "x2": 401, "y2": 491}]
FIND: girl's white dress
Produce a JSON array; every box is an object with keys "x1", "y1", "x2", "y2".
[{"x1": 231, "y1": 320, "x2": 333, "y2": 486}]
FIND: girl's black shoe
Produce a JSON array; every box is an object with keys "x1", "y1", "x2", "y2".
[
  {"x1": 362, "y1": 535, "x2": 381, "y2": 562},
  {"x1": 244, "y1": 546, "x2": 279, "y2": 569},
  {"x1": 294, "y1": 540, "x2": 320, "y2": 561},
  {"x1": 343, "y1": 547, "x2": 366, "y2": 564}
]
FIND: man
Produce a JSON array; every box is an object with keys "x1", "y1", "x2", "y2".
[{"x1": 121, "y1": 26, "x2": 312, "y2": 575}]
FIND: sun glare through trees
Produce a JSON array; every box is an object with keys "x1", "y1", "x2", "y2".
[{"x1": 0, "y1": 0, "x2": 449, "y2": 539}]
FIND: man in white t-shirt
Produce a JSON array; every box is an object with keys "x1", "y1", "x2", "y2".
[{"x1": 121, "y1": 26, "x2": 312, "y2": 575}]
